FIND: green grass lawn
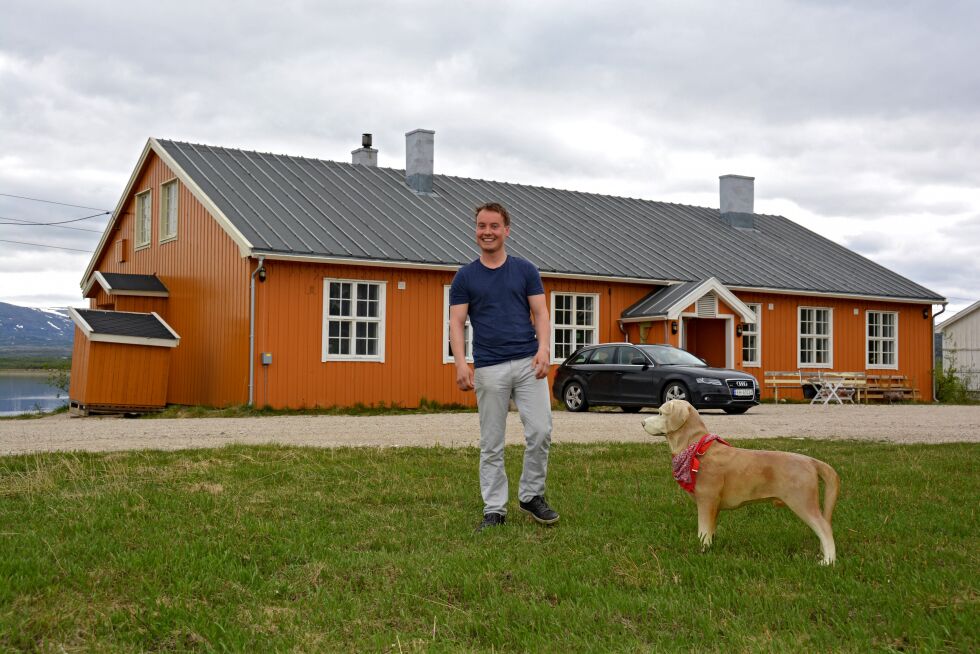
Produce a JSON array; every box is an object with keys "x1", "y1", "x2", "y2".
[{"x1": 1, "y1": 440, "x2": 976, "y2": 652}]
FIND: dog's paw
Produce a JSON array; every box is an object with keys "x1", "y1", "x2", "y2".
[{"x1": 819, "y1": 556, "x2": 836, "y2": 566}]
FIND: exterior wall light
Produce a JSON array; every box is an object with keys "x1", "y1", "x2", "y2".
[{"x1": 671, "y1": 321, "x2": 678, "y2": 335}]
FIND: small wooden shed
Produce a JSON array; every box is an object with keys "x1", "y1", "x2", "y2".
[{"x1": 68, "y1": 308, "x2": 180, "y2": 414}]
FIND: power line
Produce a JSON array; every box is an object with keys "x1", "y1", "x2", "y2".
[
  {"x1": 0, "y1": 192, "x2": 111, "y2": 212},
  {"x1": 0, "y1": 210, "x2": 110, "y2": 226},
  {"x1": 0, "y1": 239, "x2": 92, "y2": 253},
  {"x1": 0, "y1": 216, "x2": 104, "y2": 233}
]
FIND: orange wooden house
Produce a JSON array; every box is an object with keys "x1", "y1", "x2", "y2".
[{"x1": 73, "y1": 130, "x2": 945, "y2": 410}]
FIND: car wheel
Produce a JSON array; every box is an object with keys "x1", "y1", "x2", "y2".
[
  {"x1": 723, "y1": 406, "x2": 749, "y2": 415},
  {"x1": 662, "y1": 381, "x2": 689, "y2": 404},
  {"x1": 563, "y1": 382, "x2": 590, "y2": 412},
  {"x1": 620, "y1": 406, "x2": 642, "y2": 413}
]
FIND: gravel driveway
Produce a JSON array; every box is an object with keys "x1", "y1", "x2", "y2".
[{"x1": 1, "y1": 404, "x2": 978, "y2": 456}]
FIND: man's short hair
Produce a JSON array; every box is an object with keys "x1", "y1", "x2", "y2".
[{"x1": 474, "y1": 202, "x2": 511, "y2": 226}]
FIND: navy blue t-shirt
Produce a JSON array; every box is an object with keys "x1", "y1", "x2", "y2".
[{"x1": 449, "y1": 256, "x2": 545, "y2": 368}]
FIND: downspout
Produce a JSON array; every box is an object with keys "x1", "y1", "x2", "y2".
[
  {"x1": 249, "y1": 256, "x2": 265, "y2": 406},
  {"x1": 931, "y1": 303, "x2": 947, "y2": 403},
  {"x1": 617, "y1": 319, "x2": 628, "y2": 343}
]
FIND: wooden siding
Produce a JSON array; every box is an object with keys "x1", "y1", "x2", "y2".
[
  {"x1": 733, "y1": 292, "x2": 934, "y2": 400},
  {"x1": 67, "y1": 326, "x2": 91, "y2": 401},
  {"x1": 69, "y1": 334, "x2": 170, "y2": 408},
  {"x1": 251, "y1": 265, "x2": 654, "y2": 409},
  {"x1": 84, "y1": 151, "x2": 251, "y2": 406},
  {"x1": 937, "y1": 308, "x2": 980, "y2": 393},
  {"x1": 90, "y1": 286, "x2": 168, "y2": 314}
]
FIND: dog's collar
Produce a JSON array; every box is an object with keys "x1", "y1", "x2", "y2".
[{"x1": 672, "y1": 433, "x2": 730, "y2": 495}]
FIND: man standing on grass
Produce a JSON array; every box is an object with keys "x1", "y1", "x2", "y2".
[{"x1": 449, "y1": 202, "x2": 559, "y2": 533}]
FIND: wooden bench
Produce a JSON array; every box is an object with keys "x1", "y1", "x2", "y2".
[
  {"x1": 866, "y1": 375, "x2": 919, "y2": 403},
  {"x1": 764, "y1": 370, "x2": 803, "y2": 402}
]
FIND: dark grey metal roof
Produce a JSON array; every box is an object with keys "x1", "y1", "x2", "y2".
[
  {"x1": 74, "y1": 309, "x2": 176, "y2": 341},
  {"x1": 622, "y1": 281, "x2": 702, "y2": 319},
  {"x1": 100, "y1": 273, "x2": 169, "y2": 294},
  {"x1": 156, "y1": 139, "x2": 944, "y2": 302}
]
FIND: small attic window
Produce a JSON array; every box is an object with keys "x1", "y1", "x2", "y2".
[
  {"x1": 135, "y1": 190, "x2": 151, "y2": 249},
  {"x1": 160, "y1": 179, "x2": 178, "y2": 242}
]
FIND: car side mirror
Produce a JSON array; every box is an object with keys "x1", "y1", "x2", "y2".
[{"x1": 630, "y1": 355, "x2": 648, "y2": 369}]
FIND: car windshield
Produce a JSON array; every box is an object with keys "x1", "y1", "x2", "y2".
[{"x1": 637, "y1": 345, "x2": 706, "y2": 367}]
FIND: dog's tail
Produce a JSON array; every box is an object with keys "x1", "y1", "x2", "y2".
[{"x1": 814, "y1": 459, "x2": 840, "y2": 522}]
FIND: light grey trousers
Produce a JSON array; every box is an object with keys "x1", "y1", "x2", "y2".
[{"x1": 474, "y1": 356, "x2": 553, "y2": 515}]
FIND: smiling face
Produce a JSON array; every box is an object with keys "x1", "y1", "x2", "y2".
[{"x1": 475, "y1": 208, "x2": 510, "y2": 256}]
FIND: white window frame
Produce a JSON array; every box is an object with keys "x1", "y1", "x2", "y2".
[
  {"x1": 159, "y1": 178, "x2": 178, "y2": 242},
  {"x1": 442, "y1": 285, "x2": 473, "y2": 363},
  {"x1": 135, "y1": 189, "x2": 152, "y2": 249},
  {"x1": 798, "y1": 306, "x2": 833, "y2": 368},
  {"x1": 321, "y1": 278, "x2": 387, "y2": 362},
  {"x1": 741, "y1": 303, "x2": 761, "y2": 367},
  {"x1": 866, "y1": 310, "x2": 898, "y2": 369},
  {"x1": 550, "y1": 291, "x2": 600, "y2": 363}
]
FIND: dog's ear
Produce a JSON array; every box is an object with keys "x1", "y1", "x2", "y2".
[{"x1": 662, "y1": 400, "x2": 690, "y2": 433}]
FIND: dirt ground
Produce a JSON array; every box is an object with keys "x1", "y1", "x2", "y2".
[{"x1": 1, "y1": 403, "x2": 978, "y2": 456}]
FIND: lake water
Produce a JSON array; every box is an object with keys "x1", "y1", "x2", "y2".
[{"x1": 0, "y1": 371, "x2": 69, "y2": 416}]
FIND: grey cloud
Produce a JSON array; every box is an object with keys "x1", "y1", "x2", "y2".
[{"x1": 1, "y1": 0, "x2": 978, "y2": 307}]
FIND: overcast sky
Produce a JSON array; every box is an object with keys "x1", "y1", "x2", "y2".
[{"x1": 1, "y1": 0, "x2": 977, "y2": 320}]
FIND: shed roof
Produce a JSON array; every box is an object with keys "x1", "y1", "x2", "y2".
[
  {"x1": 91, "y1": 138, "x2": 946, "y2": 303},
  {"x1": 84, "y1": 272, "x2": 169, "y2": 298},
  {"x1": 69, "y1": 308, "x2": 179, "y2": 347}
]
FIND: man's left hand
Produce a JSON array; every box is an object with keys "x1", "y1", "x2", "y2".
[{"x1": 532, "y1": 349, "x2": 551, "y2": 379}]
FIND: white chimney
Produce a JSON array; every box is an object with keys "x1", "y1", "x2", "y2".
[
  {"x1": 719, "y1": 174, "x2": 755, "y2": 229},
  {"x1": 405, "y1": 129, "x2": 434, "y2": 193},
  {"x1": 351, "y1": 133, "x2": 377, "y2": 166}
]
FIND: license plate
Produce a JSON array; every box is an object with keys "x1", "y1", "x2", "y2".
[{"x1": 733, "y1": 388, "x2": 754, "y2": 397}]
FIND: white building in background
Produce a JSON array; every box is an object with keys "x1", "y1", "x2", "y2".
[{"x1": 935, "y1": 300, "x2": 980, "y2": 397}]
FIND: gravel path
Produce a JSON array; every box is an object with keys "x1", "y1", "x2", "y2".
[{"x1": 1, "y1": 404, "x2": 978, "y2": 456}]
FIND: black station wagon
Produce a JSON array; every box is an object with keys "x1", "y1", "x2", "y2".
[{"x1": 552, "y1": 343, "x2": 760, "y2": 414}]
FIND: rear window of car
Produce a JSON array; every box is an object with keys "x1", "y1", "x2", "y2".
[
  {"x1": 568, "y1": 349, "x2": 592, "y2": 365},
  {"x1": 589, "y1": 346, "x2": 618, "y2": 365}
]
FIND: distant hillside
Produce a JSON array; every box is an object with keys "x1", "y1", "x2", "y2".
[{"x1": 0, "y1": 302, "x2": 74, "y2": 367}]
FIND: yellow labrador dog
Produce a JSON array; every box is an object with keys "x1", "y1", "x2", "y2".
[{"x1": 642, "y1": 400, "x2": 839, "y2": 565}]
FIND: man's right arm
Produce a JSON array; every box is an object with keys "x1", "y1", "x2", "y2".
[{"x1": 449, "y1": 303, "x2": 474, "y2": 391}]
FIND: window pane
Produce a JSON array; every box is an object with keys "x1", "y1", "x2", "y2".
[
  {"x1": 555, "y1": 328, "x2": 572, "y2": 360},
  {"x1": 329, "y1": 282, "x2": 352, "y2": 316},
  {"x1": 356, "y1": 283, "x2": 379, "y2": 318}
]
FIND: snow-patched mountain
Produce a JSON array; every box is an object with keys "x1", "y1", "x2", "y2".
[{"x1": 0, "y1": 302, "x2": 74, "y2": 349}]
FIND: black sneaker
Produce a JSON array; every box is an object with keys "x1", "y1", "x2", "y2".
[
  {"x1": 475, "y1": 512, "x2": 506, "y2": 533},
  {"x1": 519, "y1": 496, "x2": 560, "y2": 525}
]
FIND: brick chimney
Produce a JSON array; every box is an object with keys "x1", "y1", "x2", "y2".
[
  {"x1": 405, "y1": 129, "x2": 435, "y2": 194},
  {"x1": 719, "y1": 174, "x2": 755, "y2": 229},
  {"x1": 351, "y1": 133, "x2": 377, "y2": 166}
]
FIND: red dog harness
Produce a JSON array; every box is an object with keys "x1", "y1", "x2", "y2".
[{"x1": 671, "y1": 433, "x2": 730, "y2": 494}]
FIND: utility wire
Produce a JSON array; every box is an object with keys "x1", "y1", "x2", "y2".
[
  {"x1": 0, "y1": 210, "x2": 110, "y2": 226},
  {"x1": 0, "y1": 216, "x2": 104, "y2": 233},
  {"x1": 0, "y1": 239, "x2": 92, "y2": 253},
  {"x1": 0, "y1": 192, "x2": 111, "y2": 212}
]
